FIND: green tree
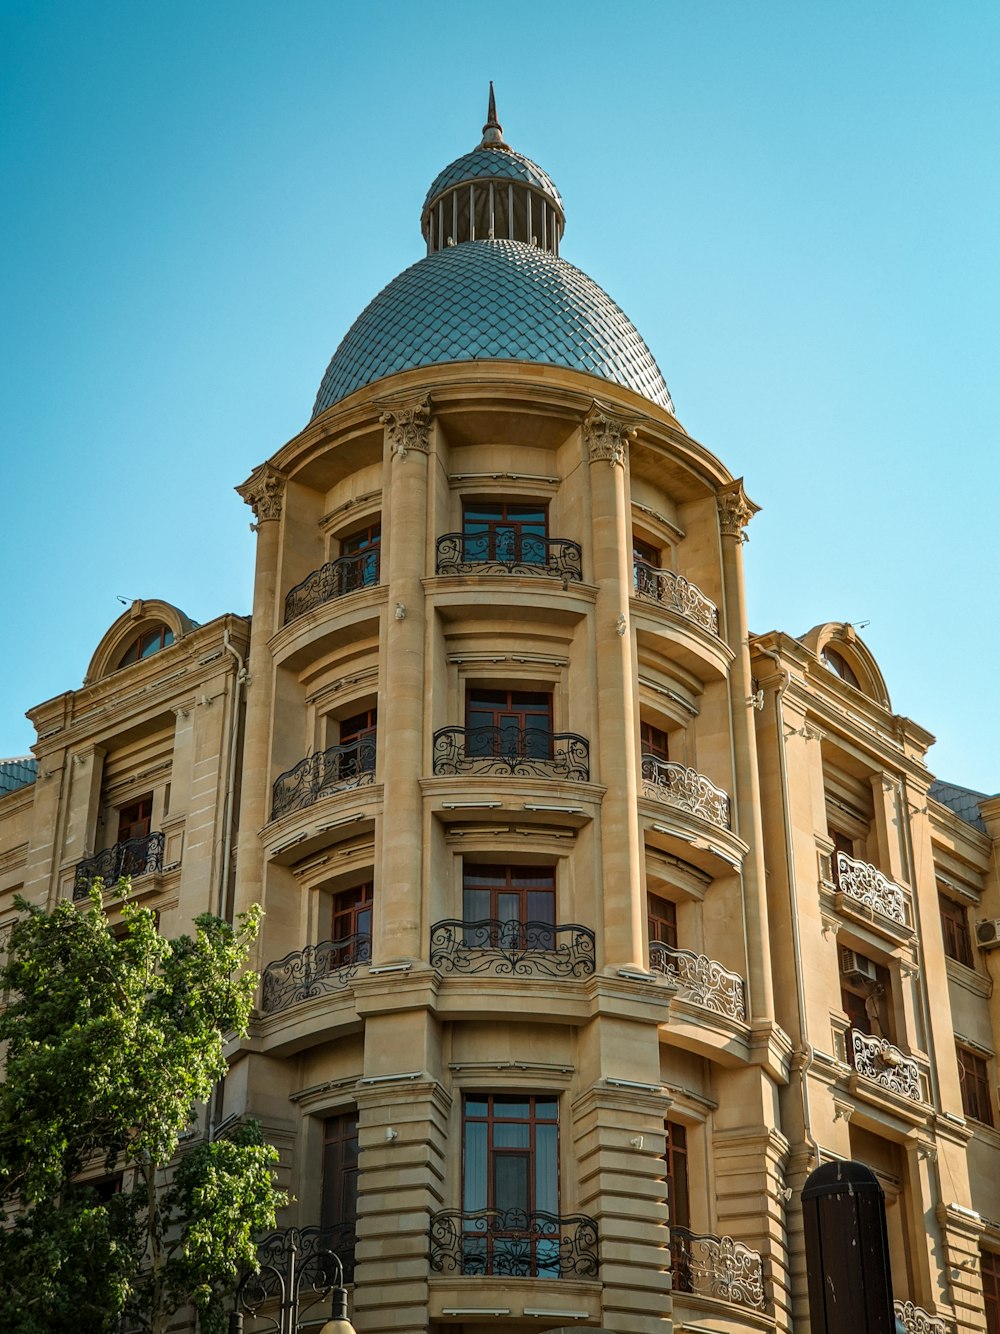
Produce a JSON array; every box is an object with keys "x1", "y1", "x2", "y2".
[{"x1": 0, "y1": 885, "x2": 285, "y2": 1333}]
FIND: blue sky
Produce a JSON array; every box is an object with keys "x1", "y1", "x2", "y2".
[{"x1": 2, "y1": 1, "x2": 997, "y2": 792}]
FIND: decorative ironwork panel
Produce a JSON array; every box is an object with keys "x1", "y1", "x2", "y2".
[
  {"x1": 648, "y1": 942, "x2": 747, "y2": 1021},
  {"x1": 260, "y1": 935, "x2": 371, "y2": 1015},
  {"x1": 284, "y1": 550, "x2": 380, "y2": 623},
  {"x1": 74, "y1": 832, "x2": 165, "y2": 899},
  {"x1": 641, "y1": 756, "x2": 731, "y2": 829},
  {"x1": 836, "y1": 853, "x2": 908, "y2": 925},
  {"x1": 670, "y1": 1227, "x2": 765, "y2": 1310},
  {"x1": 246, "y1": 1223, "x2": 357, "y2": 1300},
  {"x1": 271, "y1": 737, "x2": 376, "y2": 821},
  {"x1": 432, "y1": 726, "x2": 589, "y2": 782},
  {"x1": 429, "y1": 1209, "x2": 598, "y2": 1280},
  {"x1": 893, "y1": 1300, "x2": 949, "y2": 1334},
  {"x1": 850, "y1": 1029, "x2": 922, "y2": 1101},
  {"x1": 435, "y1": 532, "x2": 583, "y2": 582},
  {"x1": 430, "y1": 920, "x2": 595, "y2": 978},
  {"x1": 634, "y1": 560, "x2": 720, "y2": 636}
]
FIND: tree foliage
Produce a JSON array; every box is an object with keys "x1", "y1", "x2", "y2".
[{"x1": 0, "y1": 886, "x2": 284, "y2": 1333}]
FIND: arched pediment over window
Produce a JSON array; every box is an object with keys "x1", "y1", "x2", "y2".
[
  {"x1": 798, "y1": 622, "x2": 890, "y2": 708},
  {"x1": 84, "y1": 600, "x2": 198, "y2": 684}
]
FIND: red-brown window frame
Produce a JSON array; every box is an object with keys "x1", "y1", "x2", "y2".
[
  {"x1": 940, "y1": 894, "x2": 974, "y2": 969},
  {"x1": 982, "y1": 1248, "x2": 1000, "y2": 1334},
  {"x1": 321, "y1": 1110, "x2": 360, "y2": 1235},
  {"x1": 117, "y1": 794, "x2": 153, "y2": 843},
  {"x1": 647, "y1": 893, "x2": 678, "y2": 950},
  {"x1": 957, "y1": 1044, "x2": 994, "y2": 1127}
]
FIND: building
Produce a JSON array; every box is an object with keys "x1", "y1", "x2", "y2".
[{"x1": 3, "y1": 91, "x2": 1000, "y2": 1334}]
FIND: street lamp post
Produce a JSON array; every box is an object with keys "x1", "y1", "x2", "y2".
[{"x1": 229, "y1": 1227, "x2": 357, "y2": 1334}]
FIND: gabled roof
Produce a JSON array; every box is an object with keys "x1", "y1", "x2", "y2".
[
  {"x1": 0, "y1": 756, "x2": 37, "y2": 797},
  {"x1": 929, "y1": 779, "x2": 991, "y2": 834}
]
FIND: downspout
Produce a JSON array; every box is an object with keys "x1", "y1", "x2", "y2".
[
  {"x1": 755, "y1": 644, "x2": 819, "y2": 1166},
  {"x1": 219, "y1": 623, "x2": 249, "y2": 922}
]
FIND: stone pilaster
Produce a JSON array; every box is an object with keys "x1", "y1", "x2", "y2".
[{"x1": 935, "y1": 1201, "x2": 987, "y2": 1334}]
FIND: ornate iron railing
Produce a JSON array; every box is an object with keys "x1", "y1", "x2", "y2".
[
  {"x1": 641, "y1": 755, "x2": 731, "y2": 829},
  {"x1": 835, "y1": 852, "x2": 908, "y2": 926},
  {"x1": 271, "y1": 736, "x2": 376, "y2": 821},
  {"x1": 284, "y1": 549, "x2": 380, "y2": 623},
  {"x1": 74, "y1": 832, "x2": 165, "y2": 899},
  {"x1": 634, "y1": 560, "x2": 720, "y2": 636},
  {"x1": 849, "y1": 1029, "x2": 922, "y2": 1102},
  {"x1": 429, "y1": 1209, "x2": 598, "y2": 1279},
  {"x1": 435, "y1": 532, "x2": 583, "y2": 582},
  {"x1": 260, "y1": 935, "x2": 371, "y2": 1015},
  {"x1": 249, "y1": 1223, "x2": 357, "y2": 1294},
  {"x1": 430, "y1": 919, "x2": 595, "y2": 978},
  {"x1": 432, "y1": 726, "x2": 590, "y2": 782},
  {"x1": 648, "y1": 942, "x2": 747, "y2": 1021},
  {"x1": 670, "y1": 1226, "x2": 765, "y2": 1310},
  {"x1": 893, "y1": 1300, "x2": 949, "y2": 1334}
]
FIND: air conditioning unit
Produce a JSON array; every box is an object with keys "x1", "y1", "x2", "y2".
[
  {"x1": 976, "y1": 919, "x2": 1000, "y2": 950},
  {"x1": 839, "y1": 947, "x2": 878, "y2": 982}
]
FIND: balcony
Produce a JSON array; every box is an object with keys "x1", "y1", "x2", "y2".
[
  {"x1": 835, "y1": 852, "x2": 909, "y2": 926},
  {"x1": 649, "y1": 942, "x2": 747, "y2": 1022},
  {"x1": 253, "y1": 1222, "x2": 357, "y2": 1290},
  {"x1": 271, "y1": 737, "x2": 376, "y2": 821},
  {"x1": 436, "y1": 532, "x2": 583, "y2": 582},
  {"x1": 432, "y1": 726, "x2": 590, "y2": 782},
  {"x1": 74, "y1": 832, "x2": 165, "y2": 900},
  {"x1": 894, "y1": 1301, "x2": 948, "y2": 1334},
  {"x1": 634, "y1": 560, "x2": 720, "y2": 636},
  {"x1": 283, "y1": 550, "x2": 380, "y2": 624},
  {"x1": 641, "y1": 756, "x2": 731, "y2": 830},
  {"x1": 259, "y1": 935, "x2": 371, "y2": 1015},
  {"x1": 849, "y1": 1029, "x2": 922, "y2": 1102},
  {"x1": 429, "y1": 1209, "x2": 599, "y2": 1279},
  {"x1": 670, "y1": 1226, "x2": 765, "y2": 1311},
  {"x1": 430, "y1": 919, "x2": 596, "y2": 979}
]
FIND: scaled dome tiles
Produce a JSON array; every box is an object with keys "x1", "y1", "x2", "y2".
[
  {"x1": 312, "y1": 240, "x2": 674, "y2": 417},
  {"x1": 422, "y1": 145, "x2": 564, "y2": 215}
]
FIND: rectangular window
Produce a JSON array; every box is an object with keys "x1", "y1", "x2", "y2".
[
  {"x1": 664, "y1": 1120, "x2": 693, "y2": 1295},
  {"x1": 466, "y1": 689, "x2": 552, "y2": 760},
  {"x1": 338, "y1": 522, "x2": 381, "y2": 590},
  {"x1": 462, "y1": 1094, "x2": 559, "y2": 1276},
  {"x1": 118, "y1": 795, "x2": 152, "y2": 843},
  {"x1": 940, "y1": 894, "x2": 974, "y2": 968},
  {"x1": 647, "y1": 894, "x2": 678, "y2": 949},
  {"x1": 337, "y1": 707, "x2": 377, "y2": 776},
  {"x1": 321, "y1": 1111, "x2": 359, "y2": 1277},
  {"x1": 463, "y1": 865, "x2": 555, "y2": 949},
  {"x1": 983, "y1": 1248, "x2": 1000, "y2": 1334},
  {"x1": 957, "y1": 1045, "x2": 994, "y2": 1127},
  {"x1": 331, "y1": 882, "x2": 373, "y2": 966},
  {"x1": 830, "y1": 829, "x2": 854, "y2": 888},
  {"x1": 462, "y1": 502, "x2": 548, "y2": 565},
  {"x1": 640, "y1": 720, "x2": 670, "y2": 761}
]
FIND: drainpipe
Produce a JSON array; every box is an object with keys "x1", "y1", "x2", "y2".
[{"x1": 219, "y1": 623, "x2": 249, "y2": 921}]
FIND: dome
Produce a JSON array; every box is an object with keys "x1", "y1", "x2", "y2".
[
  {"x1": 422, "y1": 146, "x2": 564, "y2": 220},
  {"x1": 312, "y1": 240, "x2": 674, "y2": 417}
]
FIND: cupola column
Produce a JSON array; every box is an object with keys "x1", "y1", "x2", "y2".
[
  {"x1": 584, "y1": 406, "x2": 646, "y2": 970},
  {"x1": 376, "y1": 400, "x2": 432, "y2": 962},
  {"x1": 717, "y1": 480, "x2": 775, "y2": 1023}
]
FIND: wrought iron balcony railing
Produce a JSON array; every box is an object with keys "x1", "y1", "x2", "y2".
[
  {"x1": 835, "y1": 852, "x2": 909, "y2": 926},
  {"x1": 74, "y1": 832, "x2": 165, "y2": 900},
  {"x1": 893, "y1": 1300, "x2": 949, "y2": 1334},
  {"x1": 260, "y1": 935, "x2": 372, "y2": 1015},
  {"x1": 432, "y1": 726, "x2": 590, "y2": 782},
  {"x1": 435, "y1": 532, "x2": 583, "y2": 582},
  {"x1": 430, "y1": 919, "x2": 595, "y2": 979},
  {"x1": 641, "y1": 755, "x2": 731, "y2": 829},
  {"x1": 849, "y1": 1029, "x2": 922, "y2": 1102},
  {"x1": 634, "y1": 560, "x2": 720, "y2": 636},
  {"x1": 251, "y1": 1222, "x2": 357, "y2": 1292},
  {"x1": 648, "y1": 942, "x2": 747, "y2": 1021},
  {"x1": 271, "y1": 736, "x2": 376, "y2": 821},
  {"x1": 670, "y1": 1226, "x2": 765, "y2": 1310},
  {"x1": 430, "y1": 1208, "x2": 599, "y2": 1280},
  {"x1": 283, "y1": 549, "x2": 380, "y2": 624}
]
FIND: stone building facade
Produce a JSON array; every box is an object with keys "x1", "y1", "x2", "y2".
[{"x1": 3, "y1": 95, "x2": 1000, "y2": 1334}]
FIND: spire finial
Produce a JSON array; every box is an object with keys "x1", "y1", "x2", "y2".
[{"x1": 478, "y1": 81, "x2": 509, "y2": 150}]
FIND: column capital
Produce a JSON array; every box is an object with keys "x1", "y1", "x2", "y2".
[
  {"x1": 717, "y1": 477, "x2": 761, "y2": 542},
  {"x1": 583, "y1": 403, "x2": 637, "y2": 468},
  {"x1": 379, "y1": 397, "x2": 432, "y2": 458},
  {"x1": 236, "y1": 463, "x2": 286, "y2": 524}
]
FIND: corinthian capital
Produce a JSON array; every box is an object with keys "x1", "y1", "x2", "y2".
[
  {"x1": 583, "y1": 404, "x2": 637, "y2": 468},
  {"x1": 380, "y1": 398, "x2": 431, "y2": 458},
  {"x1": 236, "y1": 463, "x2": 286, "y2": 524},
  {"x1": 717, "y1": 478, "x2": 761, "y2": 542}
]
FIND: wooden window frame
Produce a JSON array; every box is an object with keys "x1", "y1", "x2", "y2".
[
  {"x1": 940, "y1": 893, "x2": 974, "y2": 969},
  {"x1": 957, "y1": 1044, "x2": 994, "y2": 1127},
  {"x1": 647, "y1": 893, "x2": 678, "y2": 949}
]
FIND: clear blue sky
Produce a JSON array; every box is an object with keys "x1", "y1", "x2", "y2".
[{"x1": 2, "y1": 1, "x2": 997, "y2": 792}]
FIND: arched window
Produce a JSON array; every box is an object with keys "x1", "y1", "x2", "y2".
[
  {"x1": 821, "y1": 646, "x2": 861, "y2": 689},
  {"x1": 117, "y1": 625, "x2": 174, "y2": 669}
]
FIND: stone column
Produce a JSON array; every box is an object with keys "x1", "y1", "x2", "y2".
[
  {"x1": 717, "y1": 479, "x2": 774, "y2": 1023},
  {"x1": 233, "y1": 463, "x2": 285, "y2": 954},
  {"x1": 375, "y1": 400, "x2": 431, "y2": 963},
  {"x1": 584, "y1": 405, "x2": 645, "y2": 970}
]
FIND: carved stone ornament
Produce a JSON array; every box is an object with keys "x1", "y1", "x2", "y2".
[
  {"x1": 583, "y1": 404, "x2": 637, "y2": 468},
  {"x1": 236, "y1": 463, "x2": 285, "y2": 524},
  {"x1": 380, "y1": 399, "x2": 431, "y2": 458},
  {"x1": 717, "y1": 478, "x2": 761, "y2": 543}
]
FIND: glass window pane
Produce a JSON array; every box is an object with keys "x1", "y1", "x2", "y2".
[
  {"x1": 463, "y1": 1121, "x2": 487, "y2": 1212},
  {"x1": 493, "y1": 1123, "x2": 530, "y2": 1149},
  {"x1": 535, "y1": 1124, "x2": 558, "y2": 1213},
  {"x1": 494, "y1": 1098, "x2": 531, "y2": 1119},
  {"x1": 493, "y1": 1152, "x2": 529, "y2": 1212}
]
